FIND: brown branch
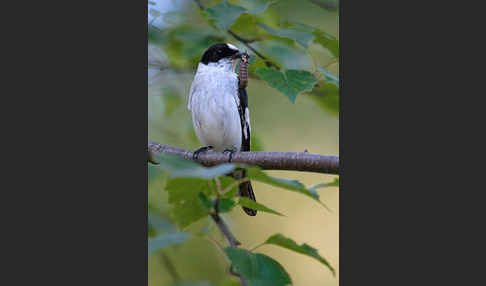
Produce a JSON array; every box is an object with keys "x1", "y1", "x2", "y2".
[
  {"x1": 193, "y1": 0, "x2": 280, "y2": 69},
  {"x1": 148, "y1": 141, "x2": 340, "y2": 175},
  {"x1": 160, "y1": 253, "x2": 181, "y2": 282},
  {"x1": 209, "y1": 213, "x2": 248, "y2": 286},
  {"x1": 210, "y1": 213, "x2": 240, "y2": 247}
]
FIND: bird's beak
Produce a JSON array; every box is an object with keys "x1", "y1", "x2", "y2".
[{"x1": 233, "y1": 51, "x2": 247, "y2": 59}]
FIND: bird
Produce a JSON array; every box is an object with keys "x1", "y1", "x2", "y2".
[{"x1": 187, "y1": 43, "x2": 257, "y2": 216}]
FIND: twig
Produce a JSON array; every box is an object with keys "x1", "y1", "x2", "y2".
[
  {"x1": 148, "y1": 141, "x2": 340, "y2": 175},
  {"x1": 209, "y1": 180, "x2": 248, "y2": 286},
  {"x1": 249, "y1": 242, "x2": 265, "y2": 252},
  {"x1": 210, "y1": 213, "x2": 240, "y2": 247},
  {"x1": 160, "y1": 253, "x2": 181, "y2": 282},
  {"x1": 210, "y1": 213, "x2": 248, "y2": 286}
]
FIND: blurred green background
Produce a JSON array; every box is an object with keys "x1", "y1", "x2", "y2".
[{"x1": 148, "y1": 0, "x2": 339, "y2": 285}]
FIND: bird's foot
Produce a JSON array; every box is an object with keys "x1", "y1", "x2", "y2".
[
  {"x1": 193, "y1": 146, "x2": 213, "y2": 161},
  {"x1": 223, "y1": 148, "x2": 237, "y2": 163}
]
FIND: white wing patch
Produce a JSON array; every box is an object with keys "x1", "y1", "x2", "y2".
[{"x1": 244, "y1": 107, "x2": 250, "y2": 139}]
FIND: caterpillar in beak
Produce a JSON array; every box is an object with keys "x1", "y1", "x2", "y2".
[{"x1": 239, "y1": 52, "x2": 250, "y2": 89}]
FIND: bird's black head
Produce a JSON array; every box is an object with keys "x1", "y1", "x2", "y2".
[{"x1": 200, "y1": 43, "x2": 240, "y2": 65}]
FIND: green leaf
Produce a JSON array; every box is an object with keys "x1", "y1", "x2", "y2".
[
  {"x1": 206, "y1": 0, "x2": 274, "y2": 32},
  {"x1": 206, "y1": 1, "x2": 247, "y2": 31},
  {"x1": 238, "y1": 197, "x2": 284, "y2": 216},
  {"x1": 230, "y1": 13, "x2": 260, "y2": 40},
  {"x1": 310, "y1": 178, "x2": 339, "y2": 190},
  {"x1": 166, "y1": 178, "x2": 212, "y2": 228},
  {"x1": 256, "y1": 68, "x2": 317, "y2": 103},
  {"x1": 281, "y1": 22, "x2": 338, "y2": 58},
  {"x1": 247, "y1": 1, "x2": 276, "y2": 14},
  {"x1": 313, "y1": 29, "x2": 339, "y2": 57},
  {"x1": 218, "y1": 198, "x2": 236, "y2": 213},
  {"x1": 257, "y1": 23, "x2": 314, "y2": 48},
  {"x1": 225, "y1": 248, "x2": 292, "y2": 286},
  {"x1": 220, "y1": 176, "x2": 239, "y2": 199},
  {"x1": 148, "y1": 212, "x2": 177, "y2": 234},
  {"x1": 247, "y1": 167, "x2": 322, "y2": 203},
  {"x1": 198, "y1": 192, "x2": 213, "y2": 211},
  {"x1": 148, "y1": 232, "x2": 191, "y2": 256},
  {"x1": 306, "y1": 0, "x2": 338, "y2": 11},
  {"x1": 317, "y1": 67, "x2": 339, "y2": 87},
  {"x1": 155, "y1": 153, "x2": 236, "y2": 179},
  {"x1": 264, "y1": 234, "x2": 335, "y2": 276},
  {"x1": 310, "y1": 83, "x2": 339, "y2": 115},
  {"x1": 164, "y1": 25, "x2": 224, "y2": 69}
]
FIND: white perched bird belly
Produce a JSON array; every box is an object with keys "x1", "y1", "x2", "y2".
[{"x1": 188, "y1": 62, "x2": 242, "y2": 152}]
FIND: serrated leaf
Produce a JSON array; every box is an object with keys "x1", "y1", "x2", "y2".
[
  {"x1": 166, "y1": 178, "x2": 212, "y2": 228},
  {"x1": 238, "y1": 197, "x2": 284, "y2": 216},
  {"x1": 246, "y1": 167, "x2": 322, "y2": 204},
  {"x1": 313, "y1": 29, "x2": 339, "y2": 57},
  {"x1": 258, "y1": 23, "x2": 314, "y2": 48},
  {"x1": 225, "y1": 248, "x2": 292, "y2": 286},
  {"x1": 154, "y1": 153, "x2": 236, "y2": 179},
  {"x1": 310, "y1": 83, "x2": 339, "y2": 115},
  {"x1": 206, "y1": 1, "x2": 247, "y2": 31},
  {"x1": 264, "y1": 234, "x2": 335, "y2": 276},
  {"x1": 148, "y1": 232, "x2": 191, "y2": 256},
  {"x1": 317, "y1": 67, "x2": 339, "y2": 87},
  {"x1": 256, "y1": 68, "x2": 317, "y2": 103}
]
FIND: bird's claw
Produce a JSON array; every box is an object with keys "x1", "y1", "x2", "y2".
[
  {"x1": 223, "y1": 148, "x2": 237, "y2": 163},
  {"x1": 193, "y1": 146, "x2": 213, "y2": 161}
]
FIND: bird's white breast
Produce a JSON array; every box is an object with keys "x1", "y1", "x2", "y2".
[{"x1": 188, "y1": 62, "x2": 242, "y2": 152}]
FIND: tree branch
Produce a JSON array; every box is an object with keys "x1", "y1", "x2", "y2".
[
  {"x1": 148, "y1": 141, "x2": 339, "y2": 175},
  {"x1": 210, "y1": 213, "x2": 240, "y2": 247},
  {"x1": 160, "y1": 253, "x2": 181, "y2": 282}
]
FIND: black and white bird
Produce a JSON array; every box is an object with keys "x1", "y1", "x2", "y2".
[{"x1": 188, "y1": 43, "x2": 257, "y2": 216}]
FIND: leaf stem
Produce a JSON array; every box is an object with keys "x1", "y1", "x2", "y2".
[
  {"x1": 249, "y1": 242, "x2": 265, "y2": 252},
  {"x1": 160, "y1": 253, "x2": 181, "y2": 282}
]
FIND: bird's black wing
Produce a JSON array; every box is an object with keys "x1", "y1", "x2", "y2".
[
  {"x1": 237, "y1": 86, "x2": 251, "y2": 152},
  {"x1": 236, "y1": 84, "x2": 256, "y2": 216}
]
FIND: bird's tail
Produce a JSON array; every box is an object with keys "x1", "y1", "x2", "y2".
[{"x1": 237, "y1": 169, "x2": 257, "y2": 216}]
